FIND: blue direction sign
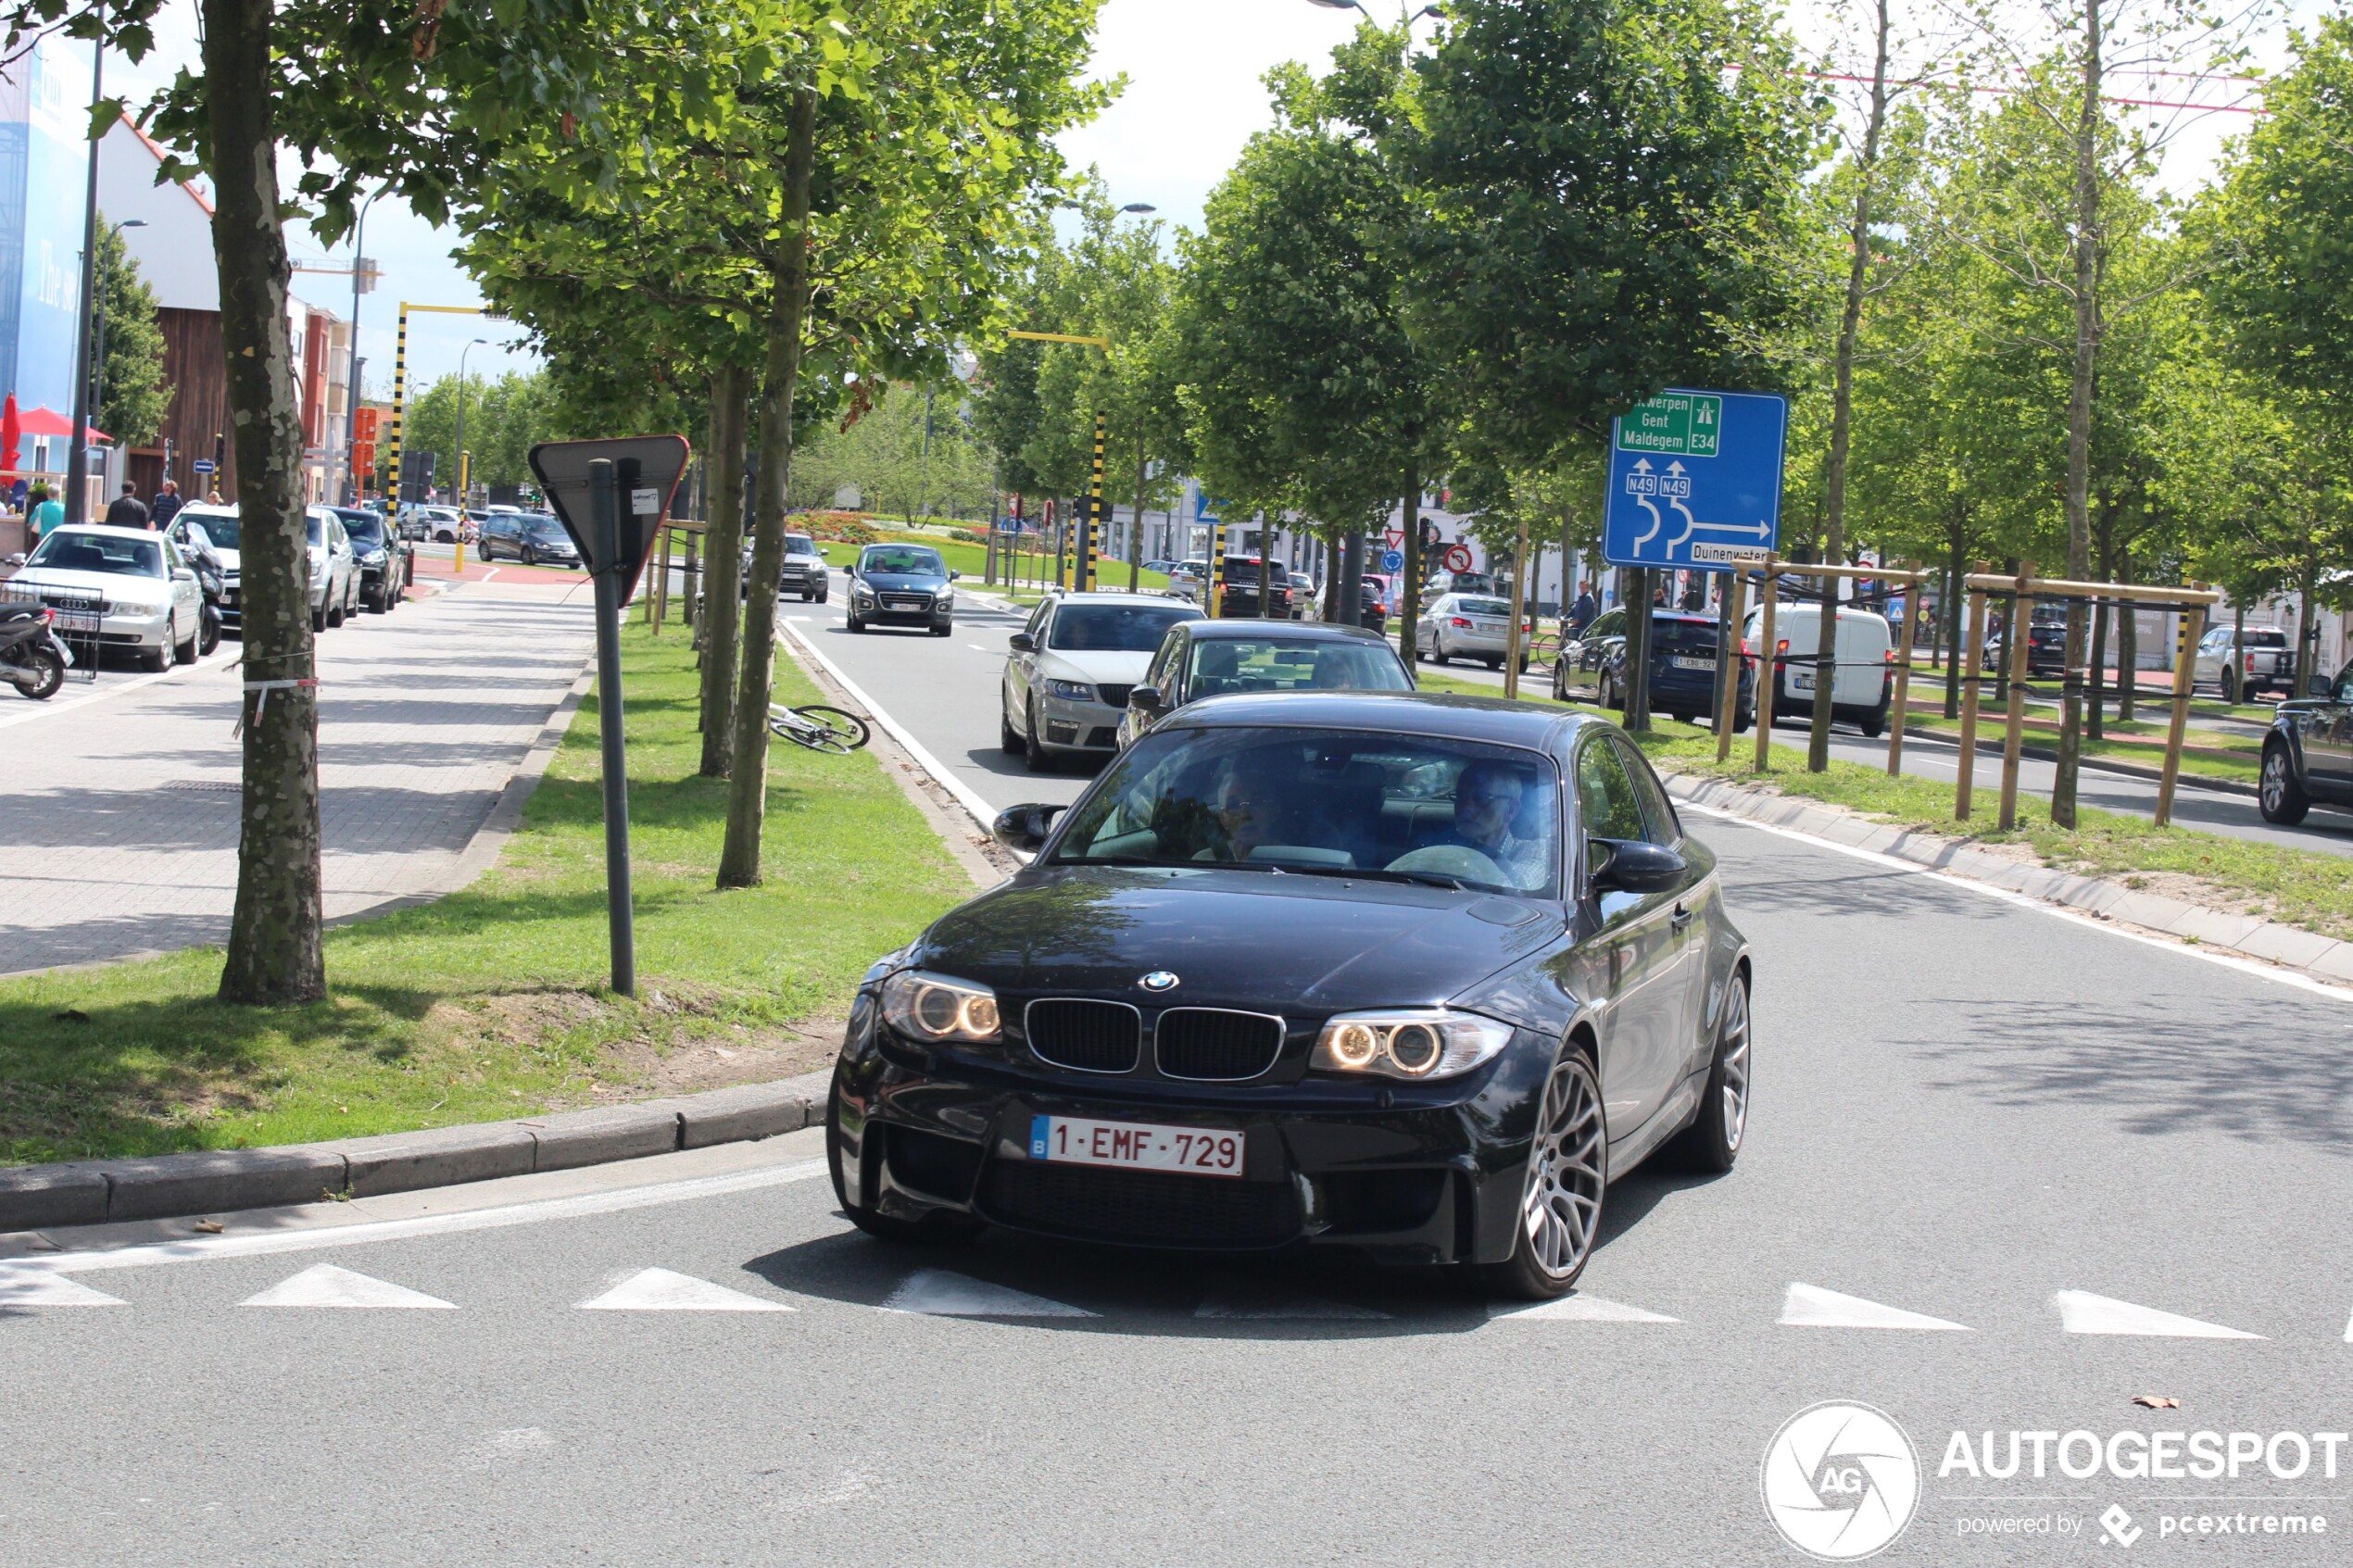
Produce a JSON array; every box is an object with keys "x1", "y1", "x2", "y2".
[
  {"x1": 1379, "y1": 548, "x2": 1403, "y2": 573},
  {"x1": 1602, "y1": 389, "x2": 1787, "y2": 571}
]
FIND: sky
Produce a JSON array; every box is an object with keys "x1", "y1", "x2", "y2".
[{"x1": 92, "y1": 0, "x2": 2321, "y2": 401}]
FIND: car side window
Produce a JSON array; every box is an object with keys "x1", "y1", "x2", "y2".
[
  {"x1": 1575, "y1": 738, "x2": 1649, "y2": 843},
  {"x1": 1612, "y1": 736, "x2": 1681, "y2": 846},
  {"x1": 2335, "y1": 662, "x2": 2353, "y2": 704},
  {"x1": 1145, "y1": 632, "x2": 1179, "y2": 691},
  {"x1": 1024, "y1": 602, "x2": 1051, "y2": 646}
]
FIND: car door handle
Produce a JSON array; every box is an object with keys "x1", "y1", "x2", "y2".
[{"x1": 1669, "y1": 902, "x2": 1696, "y2": 933}]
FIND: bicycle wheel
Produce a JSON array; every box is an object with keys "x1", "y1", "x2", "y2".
[{"x1": 774, "y1": 704, "x2": 871, "y2": 755}]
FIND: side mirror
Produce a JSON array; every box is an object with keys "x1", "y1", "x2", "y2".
[
  {"x1": 4, "y1": 553, "x2": 24, "y2": 567},
  {"x1": 174, "y1": 568, "x2": 196, "y2": 582},
  {"x1": 950, "y1": 570, "x2": 962, "y2": 581},
  {"x1": 992, "y1": 802, "x2": 1065, "y2": 852},
  {"x1": 2314, "y1": 674, "x2": 2334, "y2": 698},
  {"x1": 1588, "y1": 837, "x2": 1687, "y2": 897},
  {"x1": 1126, "y1": 684, "x2": 1165, "y2": 714},
  {"x1": 1008, "y1": 632, "x2": 1036, "y2": 653}
]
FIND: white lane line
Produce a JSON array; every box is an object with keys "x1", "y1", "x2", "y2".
[
  {"x1": 967, "y1": 644, "x2": 994, "y2": 654},
  {"x1": 2344, "y1": 1308, "x2": 2352, "y2": 1343},
  {"x1": 2054, "y1": 1289, "x2": 2262, "y2": 1339},
  {"x1": 0, "y1": 644, "x2": 238, "y2": 732},
  {"x1": 1780, "y1": 1282, "x2": 1972, "y2": 1332},
  {"x1": 242, "y1": 1262, "x2": 457, "y2": 1310},
  {"x1": 17, "y1": 1159, "x2": 829, "y2": 1279},
  {"x1": 578, "y1": 1267, "x2": 793, "y2": 1312},
  {"x1": 1487, "y1": 1291, "x2": 1678, "y2": 1323},
  {"x1": 1677, "y1": 798, "x2": 2353, "y2": 1004},
  {"x1": 0, "y1": 1272, "x2": 128, "y2": 1307},
  {"x1": 779, "y1": 619, "x2": 1001, "y2": 832},
  {"x1": 1194, "y1": 1286, "x2": 1389, "y2": 1321},
  {"x1": 881, "y1": 1268, "x2": 1096, "y2": 1318}
]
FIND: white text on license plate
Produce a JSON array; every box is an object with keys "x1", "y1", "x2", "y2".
[
  {"x1": 1672, "y1": 656, "x2": 1715, "y2": 671},
  {"x1": 1028, "y1": 1115, "x2": 1242, "y2": 1178}
]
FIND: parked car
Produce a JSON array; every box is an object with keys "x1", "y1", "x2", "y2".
[
  {"x1": 1749, "y1": 603, "x2": 1893, "y2": 734},
  {"x1": 167, "y1": 506, "x2": 244, "y2": 628},
  {"x1": 335, "y1": 507, "x2": 411, "y2": 613},
  {"x1": 779, "y1": 533, "x2": 829, "y2": 601},
  {"x1": 2194, "y1": 623, "x2": 2292, "y2": 704},
  {"x1": 848, "y1": 542, "x2": 958, "y2": 635},
  {"x1": 1165, "y1": 559, "x2": 1210, "y2": 603},
  {"x1": 1983, "y1": 601, "x2": 2070, "y2": 679},
  {"x1": 1215, "y1": 556, "x2": 1299, "y2": 620},
  {"x1": 1116, "y1": 620, "x2": 1414, "y2": 749},
  {"x1": 831, "y1": 693, "x2": 1754, "y2": 1298},
  {"x1": 1419, "y1": 592, "x2": 1534, "y2": 671},
  {"x1": 169, "y1": 504, "x2": 358, "y2": 633},
  {"x1": 478, "y1": 510, "x2": 582, "y2": 569},
  {"x1": 1422, "y1": 569, "x2": 1497, "y2": 608},
  {"x1": 1554, "y1": 608, "x2": 1759, "y2": 731},
  {"x1": 3, "y1": 524, "x2": 207, "y2": 671},
  {"x1": 400, "y1": 505, "x2": 469, "y2": 545},
  {"x1": 1001, "y1": 592, "x2": 1204, "y2": 770},
  {"x1": 2259, "y1": 659, "x2": 2353, "y2": 824}
]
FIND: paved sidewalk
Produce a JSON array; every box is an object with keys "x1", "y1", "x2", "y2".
[{"x1": 0, "y1": 581, "x2": 594, "y2": 977}]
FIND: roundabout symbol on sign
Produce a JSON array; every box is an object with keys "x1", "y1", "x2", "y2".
[{"x1": 1442, "y1": 543, "x2": 1474, "y2": 573}]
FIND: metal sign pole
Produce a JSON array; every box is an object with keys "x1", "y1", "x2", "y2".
[{"x1": 588, "y1": 458, "x2": 637, "y2": 997}]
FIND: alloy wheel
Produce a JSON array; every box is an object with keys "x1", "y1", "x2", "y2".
[
  {"x1": 1718, "y1": 976, "x2": 1752, "y2": 1152},
  {"x1": 2262, "y1": 751, "x2": 2285, "y2": 812},
  {"x1": 1522, "y1": 1054, "x2": 1605, "y2": 1281}
]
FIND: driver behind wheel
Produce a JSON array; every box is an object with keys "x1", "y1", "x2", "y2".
[{"x1": 1443, "y1": 760, "x2": 1549, "y2": 888}]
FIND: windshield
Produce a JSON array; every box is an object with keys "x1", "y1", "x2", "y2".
[
  {"x1": 1448, "y1": 572, "x2": 1495, "y2": 595},
  {"x1": 1048, "y1": 602, "x2": 1200, "y2": 651},
  {"x1": 182, "y1": 512, "x2": 240, "y2": 551},
  {"x1": 1221, "y1": 558, "x2": 1287, "y2": 584},
  {"x1": 26, "y1": 531, "x2": 163, "y2": 577},
  {"x1": 340, "y1": 513, "x2": 383, "y2": 546},
  {"x1": 1052, "y1": 725, "x2": 1561, "y2": 897},
  {"x1": 784, "y1": 533, "x2": 819, "y2": 558},
  {"x1": 862, "y1": 546, "x2": 945, "y2": 576},
  {"x1": 524, "y1": 516, "x2": 567, "y2": 539},
  {"x1": 1453, "y1": 597, "x2": 1511, "y2": 618},
  {"x1": 1188, "y1": 637, "x2": 1412, "y2": 696}
]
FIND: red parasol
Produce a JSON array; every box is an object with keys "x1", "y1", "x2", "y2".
[{"x1": 1, "y1": 393, "x2": 19, "y2": 487}]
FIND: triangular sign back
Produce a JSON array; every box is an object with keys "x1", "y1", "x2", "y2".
[{"x1": 527, "y1": 435, "x2": 691, "y2": 600}]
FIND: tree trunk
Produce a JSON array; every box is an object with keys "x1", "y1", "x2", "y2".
[
  {"x1": 1400, "y1": 463, "x2": 1421, "y2": 665},
  {"x1": 698, "y1": 362, "x2": 751, "y2": 778},
  {"x1": 2116, "y1": 549, "x2": 2137, "y2": 722},
  {"x1": 1812, "y1": 0, "x2": 1893, "y2": 772},
  {"x1": 1324, "y1": 527, "x2": 1344, "y2": 623},
  {"x1": 2087, "y1": 506, "x2": 2113, "y2": 740},
  {"x1": 2051, "y1": 0, "x2": 2105, "y2": 828},
  {"x1": 1944, "y1": 505, "x2": 1965, "y2": 719},
  {"x1": 717, "y1": 85, "x2": 817, "y2": 890},
  {"x1": 211, "y1": 0, "x2": 323, "y2": 1005},
  {"x1": 1126, "y1": 441, "x2": 1147, "y2": 593},
  {"x1": 1624, "y1": 567, "x2": 1652, "y2": 732}
]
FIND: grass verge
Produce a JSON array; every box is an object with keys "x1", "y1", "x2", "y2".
[{"x1": 0, "y1": 614, "x2": 971, "y2": 1166}]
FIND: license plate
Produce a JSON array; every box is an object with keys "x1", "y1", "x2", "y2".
[
  {"x1": 50, "y1": 609, "x2": 99, "y2": 633},
  {"x1": 1791, "y1": 673, "x2": 1815, "y2": 691},
  {"x1": 1672, "y1": 656, "x2": 1715, "y2": 671},
  {"x1": 1027, "y1": 1115, "x2": 1243, "y2": 1178}
]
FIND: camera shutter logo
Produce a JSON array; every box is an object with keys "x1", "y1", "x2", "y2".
[{"x1": 1761, "y1": 1401, "x2": 1920, "y2": 1560}]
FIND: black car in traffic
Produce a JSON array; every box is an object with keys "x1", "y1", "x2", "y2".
[
  {"x1": 848, "y1": 543, "x2": 956, "y2": 635},
  {"x1": 478, "y1": 511, "x2": 581, "y2": 569},
  {"x1": 2259, "y1": 659, "x2": 2353, "y2": 826},
  {"x1": 334, "y1": 507, "x2": 411, "y2": 614},
  {"x1": 828, "y1": 691, "x2": 1753, "y2": 1298}
]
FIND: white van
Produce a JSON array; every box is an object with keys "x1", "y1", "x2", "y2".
[{"x1": 1743, "y1": 602, "x2": 1895, "y2": 736}]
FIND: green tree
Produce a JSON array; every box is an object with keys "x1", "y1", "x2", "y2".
[
  {"x1": 400, "y1": 369, "x2": 560, "y2": 493},
  {"x1": 94, "y1": 215, "x2": 166, "y2": 445}
]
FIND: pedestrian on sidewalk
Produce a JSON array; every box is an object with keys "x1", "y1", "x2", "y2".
[
  {"x1": 104, "y1": 481, "x2": 151, "y2": 529},
  {"x1": 150, "y1": 478, "x2": 183, "y2": 529},
  {"x1": 26, "y1": 482, "x2": 59, "y2": 546}
]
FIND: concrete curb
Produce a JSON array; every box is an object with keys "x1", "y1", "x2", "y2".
[
  {"x1": 0, "y1": 1071, "x2": 830, "y2": 1235},
  {"x1": 1661, "y1": 770, "x2": 2353, "y2": 991}
]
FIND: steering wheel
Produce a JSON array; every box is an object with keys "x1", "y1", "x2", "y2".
[{"x1": 1385, "y1": 846, "x2": 1506, "y2": 885}]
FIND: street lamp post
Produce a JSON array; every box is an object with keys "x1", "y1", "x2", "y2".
[
  {"x1": 62, "y1": 29, "x2": 104, "y2": 525},
  {"x1": 452, "y1": 337, "x2": 487, "y2": 508},
  {"x1": 336, "y1": 187, "x2": 382, "y2": 505},
  {"x1": 86, "y1": 219, "x2": 145, "y2": 489}
]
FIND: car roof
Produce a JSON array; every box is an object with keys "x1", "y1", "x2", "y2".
[
  {"x1": 1182, "y1": 620, "x2": 1386, "y2": 644},
  {"x1": 40, "y1": 523, "x2": 169, "y2": 541},
  {"x1": 1161, "y1": 688, "x2": 1594, "y2": 751}
]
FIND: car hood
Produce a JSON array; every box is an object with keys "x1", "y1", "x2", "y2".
[
  {"x1": 525, "y1": 533, "x2": 579, "y2": 555},
  {"x1": 1036, "y1": 647, "x2": 1154, "y2": 685},
  {"x1": 11, "y1": 567, "x2": 166, "y2": 604},
  {"x1": 211, "y1": 546, "x2": 241, "y2": 572},
  {"x1": 859, "y1": 571, "x2": 950, "y2": 592},
  {"x1": 912, "y1": 865, "x2": 1558, "y2": 1016}
]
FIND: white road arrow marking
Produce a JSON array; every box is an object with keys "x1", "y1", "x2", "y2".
[
  {"x1": 578, "y1": 1267, "x2": 793, "y2": 1312},
  {"x1": 1487, "y1": 1291, "x2": 1679, "y2": 1323},
  {"x1": 1780, "y1": 1282, "x2": 1971, "y2": 1332},
  {"x1": 241, "y1": 1263, "x2": 457, "y2": 1310},
  {"x1": 1194, "y1": 1286, "x2": 1390, "y2": 1321},
  {"x1": 881, "y1": 1268, "x2": 1096, "y2": 1318},
  {"x1": 0, "y1": 1269, "x2": 128, "y2": 1307},
  {"x1": 2054, "y1": 1290, "x2": 2261, "y2": 1339}
]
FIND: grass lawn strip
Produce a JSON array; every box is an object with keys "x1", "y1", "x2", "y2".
[{"x1": 0, "y1": 613, "x2": 970, "y2": 1167}]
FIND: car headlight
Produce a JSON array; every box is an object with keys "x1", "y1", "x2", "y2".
[
  {"x1": 879, "y1": 970, "x2": 1001, "y2": 1044},
  {"x1": 359, "y1": 549, "x2": 386, "y2": 566},
  {"x1": 853, "y1": 583, "x2": 875, "y2": 600},
  {"x1": 1042, "y1": 679, "x2": 1095, "y2": 702},
  {"x1": 1310, "y1": 1009, "x2": 1514, "y2": 1080}
]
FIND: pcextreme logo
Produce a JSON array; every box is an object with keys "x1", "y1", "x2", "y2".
[{"x1": 1762, "y1": 1401, "x2": 1922, "y2": 1561}]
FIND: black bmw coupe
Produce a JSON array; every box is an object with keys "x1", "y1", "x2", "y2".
[{"x1": 826, "y1": 691, "x2": 1753, "y2": 1298}]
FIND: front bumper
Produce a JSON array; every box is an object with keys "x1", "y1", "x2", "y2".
[
  {"x1": 832, "y1": 1022, "x2": 1543, "y2": 1266},
  {"x1": 1035, "y1": 689, "x2": 1120, "y2": 751},
  {"x1": 853, "y1": 592, "x2": 950, "y2": 627}
]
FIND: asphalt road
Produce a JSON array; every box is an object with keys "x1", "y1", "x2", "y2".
[
  {"x1": 1413, "y1": 646, "x2": 2353, "y2": 859},
  {"x1": 6, "y1": 590, "x2": 2351, "y2": 1567}
]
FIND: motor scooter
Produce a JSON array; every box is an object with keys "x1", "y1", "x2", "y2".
[{"x1": 0, "y1": 601, "x2": 69, "y2": 699}]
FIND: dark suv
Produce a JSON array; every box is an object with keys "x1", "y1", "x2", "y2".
[
  {"x1": 480, "y1": 511, "x2": 582, "y2": 568},
  {"x1": 1214, "y1": 556, "x2": 1297, "y2": 620},
  {"x1": 2259, "y1": 659, "x2": 2353, "y2": 826},
  {"x1": 334, "y1": 507, "x2": 411, "y2": 613},
  {"x1": 778, "y1": 533, "x2": 829, "y2": 602}
]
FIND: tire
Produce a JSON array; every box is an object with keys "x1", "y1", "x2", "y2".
[
  {"x1": 1484, "y1": 656, "x2": 1503, "y2": 671},
  {"x1": 368, "y1": 580, "x2": 389, "y2": 614},
  {"x1": 1000, "y1": 700, "x2": 1024, "y2": 755},
  {"x1": 1551, "y1": 661, "x2": 1567, "y2": 703},
  {"x1": 1024, "y1": 697, "x2": 1051, "y2": 772},
  {"x1": 815, "y1": 589, "x2": 827, "y2": 605},
  {"x1": 198, "y1": 609, "x2": 221, "y2": 657},
  {"x1": 521, "y1": 545, "x2": 537, "y2": 568},
  {"x1": 173, "y1": 614, "x2": 197, "y2": 665},
  {"x1": 2259, "y1": 744, "x2": 2310, "y2": 826},
  {"x1": 1597, "y1": 671, "x2": 1617, "y2": 710},
  {"x1": 327, "y1": 593, "x2": 345, "y2": 629},
  {"x1": 1482, "y1": 1047, "x2": 1606, "y2": 1300},
  {"x1": 2221, "y1": 667, "x2": 2239, "y2": 705},
  {"x1": 828, "y1": 1078, "x2": 982, "y2": 1245},
  {"x1": 931, "y1": 621, "x2": 953, "y2": 637},
  {"x1": 848, "y1": 614, "x2": 866, "y2": 633},
  {"x1": 1733, "y1": 704, "x2": 1753, "y2": 734},
  {"x1": 1858, "y1": 701, "x2": 1887, "y2": 739},
  {"x1": 143, "y1": 620, "x2": 174, "y2": 672},
  {"x1": 312, "y1": 597, "x2": 328, "y2": 633},
  {"x1": 13, "y1": 646, "x2": 64, "y2": 699},
  {"x1": 1667, "y1": 968, "x2": 1751, "y2": 1173},
  {"x1": 1430, "y1": 635, "x2": 1449, "y2": 667}
]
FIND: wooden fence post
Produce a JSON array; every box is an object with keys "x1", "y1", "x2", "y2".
[
  {"x1": 1997, "y1": 561, "x2": 2036, "y2": 830},
  {"x1": 2156, "y1": 593, "x2": 2208, "y2": 827},
  {"x1": 1887, "y1": 564, "x2": 1923, "y2": 777},
  {"x1": 1956, "y1": 561, "x2": 1991, "y2": 821},
  {"x1": 1716, "y1": 568, "x2": 1748, "y2": 763}
]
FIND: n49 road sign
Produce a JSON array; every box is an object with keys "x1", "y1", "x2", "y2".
[{"x1": 1603, "y1": 389, "x2": 1787, "y2": 571}]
